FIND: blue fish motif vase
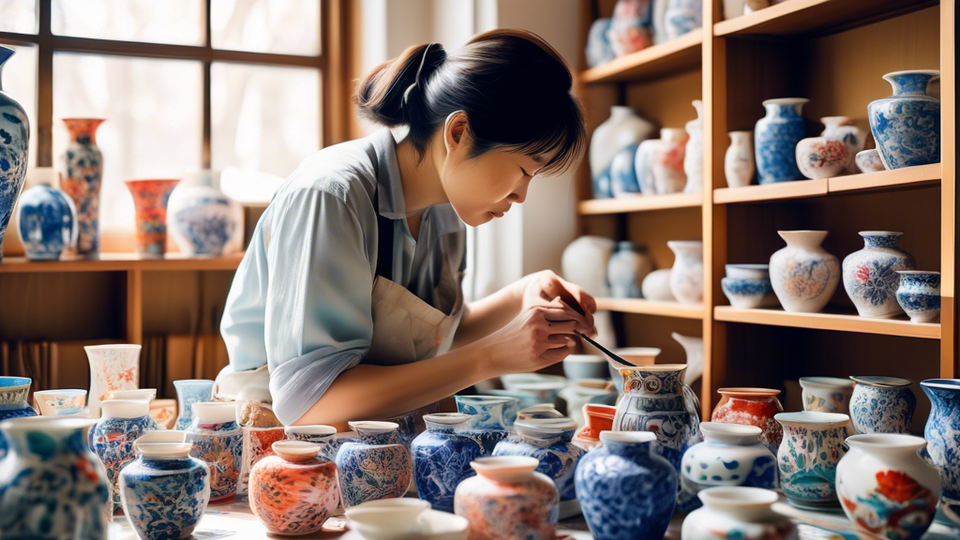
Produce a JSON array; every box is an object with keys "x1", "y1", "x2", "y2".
[
  {"x1": 0, "y1": 417, "x2": 110, "y2": 540},
  {"x1": 456, "y1": 395, "x2": 519, "y2": 454},
  {"x1": 775, "y1": 411, "x2": 849, "y2": 509},
  {"x1": 173, "y1": 379, "x2": 214, "y2": 431},
  {"x1": 610, "y1": 144, "x2": 641, "y2": 197},
  {"x1": 0, "y1": 376, "x2": 38, "y2": 459},
  {"x1": 755, "y1": 98, "x2": 809, "y2": 184},
  {"x1": 90, "y1": 399, "x2": 156, "y2": 511},
  {"x1": 411, "y1": 413, "x2": 484, "y2": 513},
  {"x1": 721, "y1": 264, "x2": 773, "y2": 309},
  {"x1": 16, "y1": 169, "x2": 78, "y2": 261},
  {"x1": 336, "y1": 420, "x2": 413, "y2": 507},
  {"x1": 868, "y1": 70, "x2": 940, "y2": 170},
  {"x1": 576, "y1": 430, "x2": 678, "y2": 540},
  {"x1": 849, "y1": 376, "x2": 916, "y2": 434},
  {"x1": 0, "y1": 46, "x2": 30, "y2": 262},
  {"x1": 920, "y1": 379, "x2": 960, "y2": 527},
  {"x1": 167, "y1": 170, "x2": 241, "y2": 257},
  {"x1": 896, "y1": 270, "x2": 941, "y2": 323},
  {"x1": 842, "y1": 231, "x2": 916, "y2": 319},
  {"x1": 186, "y1": 401, "x2": 242, "y2": 501},
  {"x1": 680, "y1": 422, "x2": 778, "y2": 507},
  {"x1": 119, "y1": 431, "x2": 211, "y2": 540}
]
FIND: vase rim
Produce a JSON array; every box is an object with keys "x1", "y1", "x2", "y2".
[
  {"x1": 775, "y1": 411, "x2": 849, "y2": 427},
  {"x1": 272, "y1": 440, "x2": 322, "y2": 462},
  {"x1": 920, "y1": 378, "x2": 960, "y2": 391},
  {"x1": 84, "y1": 344, "x2": 142, "y2": 352},
  {"x1": 471, "y1": 456, "x2": 539, "y2": 480},
  {"x1": 137, "y1": 442, "x2": 193, "y2": 459},
  {"x1": 849, "y1": 375, "x2": 912, "y2": 388},
  {"x1": 0, "y1": 415, "x2": 97, "y2": 433},
  {"x1": 455, "y1": 394, "x2": 519, "y2": 405},
  {"x1": 285, "y1": 424, "x2": 337, "y2": 436},
  {"x1": 762, "y1": 97, "x2": 809, "y2": 106},
  {"x1": 564, "y1": 354, "x2": 605, "y2": 363},
  {"x1": 599, "y1": 430, "x2": 657, "y2": 444},
  {"x1": 136, "y1": 430, "x2": 186, "y2": 447},
  {"x1": 583, "y1": 403, "x2": 617, "y2": 417},
  {"x1": 124, "y1": 178, "x2": 181, "y2": 186},
  {"x1": 0, "y1": 376, "x2": 31, "y2": 389},
  {"x1": 845, "y1": 433, "x2": 926, "y2": 452},
  {"x1": 728, "y1": 130, "x2": 752, "y2": 136},
  {"x1": 718, "y1": 387, "x2": 781, "y2": 397},
  {"x1": 778, "y1": 229, "x2": 827, "y2": 237},
  {"x1": 35, "y1": 388, "x2": 87, "y2": 396},
  {"x1": 667, "y1": 240, "x2": 702, "y2": 248},
  {"x1": 820, "y1": 115, "x2": 852, "y2": 123},
  {"x1": 614, "y1": 347, "x2": 662, "y2": 357},
  {"x1": 101, "y1": 398, "x2": 150, "y2": 418},
  {"x1": 700, "y1": 421, "x2": 762, "y2": 438},
  {"x1": 725, "y1": 263, "x2": 768, "y2": 271},
  {"x1": 173, "y1": 379, "x2": 214, "y2": 385},
  {"x1": 858, "y1": 230, "x2": 902, "y2": 237},
  {"x1": 799, "y1": 377, "x2": 854, "y2": 389},
  {"x1": 191, "y1": 401, "x2": 238, "y2": 424},
  {"x1": 61, "y1": 117, "x2": 107, "y2": 122},
  {"x1": 423, "y1": 412, "x2": 472, "y2": 426},
  {"x1": 883, "y1": 69, "x2": 940, "y2": 81},
  {"x1": 514, "y1": 417, "x2": 577, "y2": 436},
  {"x1": 624, "y1": 362, "x2": 685, "y2": 372},
  {"x1": 698, "y1": 486, "x2": 778, "y2": 511},
  {"x1": 897, "y1": 270, "x2": 940, "y2": 276},
  {"x1": 519, "y1": 403, "x2": 561, "y2": 414},
  {"x1": 348, "y1": 420, "x2": 399, "y2": 434},
  {"x1": 108, "y1": 389, "x2": 156, "y2": 400}
]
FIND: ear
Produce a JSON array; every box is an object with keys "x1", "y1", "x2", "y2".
[{"x1": 443, "y1": 111, "x2": 469, "y2": 154}]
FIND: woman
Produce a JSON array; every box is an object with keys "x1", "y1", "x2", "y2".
[{"x1": 218, "y1": 29, "x2": 597, "y2": 430}]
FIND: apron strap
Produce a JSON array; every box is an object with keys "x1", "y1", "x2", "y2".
[{"x1": 373, "y1": 189, "x2": 394, "y2": 281}]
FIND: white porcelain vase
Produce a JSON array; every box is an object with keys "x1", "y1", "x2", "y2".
[
  {"x1": 607, "y1": 241, "x2": 654, "y2": 298},
  {"x1": 167, "y1": 170, "x2": 243, "y2": 257},
  {"x1": 682, "y1": 487, "x2": 798, "y2": 539},
  {"x1": 725, "y1": 131, "x2": 755, "y2": 187},
  {"x1": 668, "y1": 240, "x2": 703, "y2": 305},
  {"x1": 562, "y1": 236, "x2": 617, "y2": 297},
  {"x1": 590, "y1": 106, "x2": 656, "y2": 182},
  {"x1": 652, "y1": 128, "x2": 688, "y2": 194},
  {"x1": 642, "y1": 268, "x2": 674, "y2": 301},
  {"x1": 683, "y1": 100, "x2": 704, "y2": 193},
  {"x1": 672, "y1": 332, "x2": 703, "y2": 384},
  {"x1": 769, "y1": 231, "x2": 839, "y2": 313}
]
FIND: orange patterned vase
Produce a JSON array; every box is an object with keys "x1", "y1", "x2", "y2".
[
  {"x1": 712, "y1": 387, "x2": 784, "y2": 454},
  {"x1": 59, "y1": 118, "x2": 105, "y2": 257},
  {"x1": 249, "y1": 441, "x2": 339, "y2": 535},
  {"x1": 573, "y1": 403, "x2": 616, "y2": 451},
  {"x1": 238, "y1": 426, "x2": 286, "y2": 495},
  {"x1": 124, "y1": 179, "x2": 179, "y2": 257}
]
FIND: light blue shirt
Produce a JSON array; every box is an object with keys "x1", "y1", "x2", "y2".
[{"x1": 220, "y1": 128, "x2": 466, "y2": 425}]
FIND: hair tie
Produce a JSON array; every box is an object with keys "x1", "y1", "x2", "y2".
[{"x1": 403, "y1": 43, "x2": 438, "y2": 107}]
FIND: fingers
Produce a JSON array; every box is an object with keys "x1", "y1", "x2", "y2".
[
  {"x1": 538, "y1": 339, "x2": 576, "y2": 364},
  {"x1": 535, "y1": 302, "x2": 592, "y2": 335}
]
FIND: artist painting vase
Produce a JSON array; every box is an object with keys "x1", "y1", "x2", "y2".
[
  {"x1": 799, "y1": 377, "x2": 854, "y2": 415},
  {"x1": 725, "y1": 131, "x2": 755, "y2": 187},
  {"x1": 173, "y1": 379, "x2": 214, "y2": 430},
  {"x1": 668, "y1": 240, "x2": 703, "y2": 305},
  {"x1": 652, "y1": 128, "x2": 688, "y2": 194},
  {"x1": 821, "y1": 116, "x2": 866, "y2": 174},
  {"x1": 896, "y1": 271, "x2": 941, "y2": 323},
  {"x1": 769, "y1": 230, "x2": 840, "y2": 313},
  {"x1": 755, "y1": 98, "x2": 808, "y2": 184},
  {"x1": 681, "y1": 487, "x2": 798, "y2": 540},
  {"x1": 411, "y1": 413, "x2": 485, "y2": 513},
  {"x1": 59, "y1": 118, "x2": 104, "y2": 257},
  {"x1": 712, "y1": 388, "x2": 783, "y2": 455},
  {"x1": 920, "y1": 379, "x2": 960, "y2": 527},
  {"x1": 125, "y1": 179, "x2": 180, "y2": 257},
  {"x1": 85, "y1": 344, "x2": 141, "y2": 420},
  {"x1": 842, "y1": 231, "x2": 916, "y2": 318},
  {"x1": 681, "y1": 422, "x2": 778, "y2": 501},
  {"x1": 16, "y1": 171, "x2": 78, "y2": 261},
  {"x1": 186, "y1": 401, "x2": 242, "y2": 501},
  {"x1": 849, "y1": 376, "x2": 916, "y2": 434},
  {"x1": 0, "y1": 46, "x2": 29, "y2": 263},
  {"x1": 336, "y1": 421, "x2": 412, "y2": 507},
  {"x1": 167, "y1": 170, "x2": 241, "y2": 256},
  {"x1": 868, "y1": 70, "x2": 940, "y2": 170},
  {"x1": 89, "y1": 399, "x2": 155, "y2": 510},
  {"x1": 837, "y1": 434, "x2": 940, "y2": 540},
  {"x1": 0, "y1": 377, "x2": 38, "y2": 460},
  {"x1": 775, "y1": 411, "x2": 849, "y2": 509},
  {"x1": 456, "y1": 395, "x2": 519, "y2": 454}
]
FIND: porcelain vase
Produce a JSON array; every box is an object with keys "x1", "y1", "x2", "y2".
[
  {"x1": 34, "y1": 388, "x2": 86, "y2": 417},
  {"x1": 673, "y1": 332, "x2": 704, "y2": 385},
  {"x1": 856, "y1": 149, "x2": 886, "y2": 173},
  {"x1": 920, "y1": 379, "x2": 960, "y2": 527},
  {"x1": 725, "y1": 130, "x2": 755, "y2": 187},
  {"x1": 125, "y1": 179, "x2": 180, "y2": 257},
  {"x1": 85, "y1": 343, "x2": 141, "y2": 419},
  {"x1": 16, "y1": 168, "x2": 78, "y2": 261},
  {"x1": 336, "y1": 421, "x2": 412, "y2": 507},
  {"x1": 105, "y1": 389, "x2": 161, "y2": 430},
  {"x1": 119, "y1": 432, "x2": 210, "y2": 540},
  {"x1": 573, "y1": 403, "x2": 617, "y2": 451},
  {"x1": 668, "y1": 240, "x2": 703, "y2": 305},
  {"x1": 411, "y1": 413, "x2": 485, "y2": 513},
  {"x1": 59, "y1": 118, "x2": 105, "y2": 257},
  {"x1": 896, "y1": 270, "x2": 941, "y2": 323},
  {"x1": 849, "y1": 376, "x2": 916, "y2": 434},
  {"x1": 664, "y1": 0, "x2": 702, "y2": 39},
  {"x1": 90, "y1": 399, "x2": 156, "y2": 510},
  {"x1": 821, "y1": 116, "x2": 866, "y2": 174},
  {"x1": 868, "y1": 70, "x2": 940, "y2": 170},
  {"x1": 608, "y1": 241, "x2": 653, "y2": 298},
  {"x1": 562, "y1": 236, "x2": 617, "y2": 297},
  {"x1": 610, "y1": 144, "x2": 642, "y2": 197},
  {"x1": 755, "y1": 98, "x2": 809, "y2": 184},
  {"x1": 635, "y1": 138, "x2": 661, "y2": 195},
  {"x1": 721, "y1": 264, "x2": 773, "y2": 309},
  {"x1": 681, "y1": 423, "x2": 778, "y2": 501},
  {"x1": 842, "y1": 231, "x2": 916, "y2": 318},
  {"x1": 652, "y1": 128, "x2": 688, "y2": 194},
  {"x1": 186, "y1": 401, "x2": 242, "y2": 501},
  {"x1": 0, "y1": 46, "x2": 30, "y2": 263},
  {"x1": 0, "y1": 417, "x2": 110, "y2": 540},
  {"x1": 799, "y1": 377, "x2": 854, "y2": 415},
  {"x1": 682, "y1": 487, "x2": 798, "y2": 540},
  {"x1": 607, "y1": 0, "x2": 654, "y2": 57},
  {"x1": 249, "y1": 441, "x2": 339, "y2": 535},
  {"x1": 576, "y1": 431, "x2": 677, "y2": 540},
  {"x1": 796, "y1": 137, "x2": 849, "y2": 180},
  {"x1": 238, "y1": 425, "x2": 286, "y2": 496},
  {"x1": 167, "y1": 170, "x2": 241, "y2": 256},
  {"x1": 712, "y1": 387, "x2": 784, "y2": 454},
  {"x1": 684, "y1": 100, "x2": 704, "y2": 192},
  {"x1": 173, "y1": 379, "x2": 214, "y2": 430},
  {"x1": 836, "y1": 434, "x2": 940, "y2": 540},
  {"x1": 769, "y1": 230, "x2": 840, "y2": 313},
  {"x1": 775, "y1": 411, "x2": 850, "y2": 509},
  {"x1": 456, "y1": 395, "x2": 519, "y2": 454},
  {"x1": 454, "y1": 456, "x2": 559, "y2": 540},
  {"x1": 0, "y1": 377, "x2": 38, "y2": 460},
  {"x1": 285, "y1": 424, "x2": 340, "y2": 462},
  {"x1": 586, "y1": 18, "x2": 616, "y2": 68},
  {"x1": 590, "y1": 106, "x2": 656, "y2": 186},
  {"x1": 642, "y1": 268, "x2": 674, "y2": 300}
]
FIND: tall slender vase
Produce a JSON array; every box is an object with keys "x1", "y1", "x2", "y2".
[
  {"x1": 60, "y1": 118, "x2": 105, "y2": 257},
  {"x1": 868, "y1": 70, "x2": 940, "y2": 170},
  {"x1": 0, "y1": 376, "x2": 38, "y2": 459},
  {"x1": 125, "y1": 179, "x2": 180, "y2": 257},
  {"x1": 173, "y1": 379, "x2": 214, "y2": 430},
  {"x1": 85, "y1": 344, "x2": 141, "y2": 419},
  {"x1": 920, "y1": 379, "x2": 960, "y2": 527},
  {"x1": 0, "y1": 46, "x2": 30, "y2": 263},
  {"x1": 755, "y1": 98, "x2": 809, "y2": 184}
]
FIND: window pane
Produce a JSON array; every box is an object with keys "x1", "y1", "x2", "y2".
[
  {"x1": 211, "y1": 62, "x2": 320, "y2": 198},
  {"x1": 54, "y1": 53, "x2": 203, "y2": 232},
  {"x1": 0, "y1": 0, "x2": 38, "y2": 34},
  {"x1": 211, "y1": 0, "x2": 321, "y2": 56},
  {"x1": 1, "y1": 44, "x2": 38, "y2": 170},
  {"x1": 52, "y1": 0, "x2": 204, "y2": 46}
]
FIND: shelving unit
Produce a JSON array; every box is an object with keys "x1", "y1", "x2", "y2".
[{"x1": 575, "y1": 0, "x2": 956, "y2": 427}]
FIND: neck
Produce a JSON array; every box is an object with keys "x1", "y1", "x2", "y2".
[{"x1": 395, "y1": 134, "x2": 448, "y2": 215}]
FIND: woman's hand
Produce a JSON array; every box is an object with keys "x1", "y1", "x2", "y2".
[{"x1": 521, "y1": 270, "x2": 598, "y2": 336}]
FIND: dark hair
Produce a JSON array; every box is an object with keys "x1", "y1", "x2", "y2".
[{"x1": 355, "y1": 29, "x2": 585, "y2": 176}]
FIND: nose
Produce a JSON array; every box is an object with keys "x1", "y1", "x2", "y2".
[{"x1": 510, "y1": 178, "x2": 530, "y2": 204}]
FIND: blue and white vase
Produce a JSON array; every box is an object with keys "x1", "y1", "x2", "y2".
[
  {"x1": 173, "y1": 379, "x2": 214, "y2": 431},
  {"x1": 494, "y1": 417, "x2": 585, "y2": 519},
  {"x1": 576, "y1": 430, "x2": 677, "y2": 540},
  {"x1": 336, "y1": 421, "x2": 412, "y2": 507},
  {"x1": 590, "y1": 106, "x2": 656, "y2": 191},
  {"x1": 16, "y1": 168, "x2": 78, "y2": 261},
  {"x1": 0, "y1": 417, "x2": 110, "y2": 540},
  {"x1": 897, "y1": 270, "x2": 941, "y2": 323},
  {"x1": 850, "y1": 376, "x2": 917, "y2": 434},
  {"x1": 592, "y1": 168, "x2": 613, "y2": 199},
  {"x1": 608, "y1": 241, "x2": 653, "y2": 298},
  {"x1": 682, "y1": 487, "x2": 798, "y2": 540},
  {"x1": 411, "y1": 413, "x2": 484, "y2": 513},
  {"x1": 664, "y1": 0, "x2": 702, "y2": 40},
  {"x1": 610, "y1": 144, "x2": 641, "y2": 197},
  {"x1": 721, "y1": 264, "x2": 773, "y2": 309},
  {"x1": 119, "y1": 432, "x2": 210, "y2": 540},
  {"x1": 821, "y1": 116, "x2": 866, "y2": 174},
  {"x1": 90, "y1": 399, "x2": 156, "y2": 510},
  {"x1": 868, "y1": 70, "x2": 940, "y2": 170},
  {"x1": 842, "y1": 231, "x2": 916, "y2": 318},
  {"x1": 680, "y1": 422, "x2": 778, "y2": 504},
  {"x1": 769, "y1": 230, "x2": 840, "y2": 313},
  {"x1": 586, "y1": 18, "x2": 616, "y2": 68},
  {"x1": 285, "y1": 424, "x2": 340, "y2": 462},
  {"x1": 0, "y1": 45, "x2": 30, "y2": 263},
  {"x1": 185, "y1": 401, "x2": 242, "y2": 501},
  {"x1": 456, "y1": 395, "x2": 519, "y2": 454},
  {"x1": 167, "y1": 170, "x2": 241, "y2": 257},
  {"x1": 775, "y1": 411, "x2": 849, "y2": 509},
  {"x1": 755, "y1": 98, "x2": 809, "y2": 184},
  {"x1": 105, "y1": 388, "x2": 161, "y2": 430},
  {"x1": 920, "y1": 379, "x2": 960, "y2": 527},
  {"x1": 0, "y1": 376, "x2": 37, "y2": 460}
]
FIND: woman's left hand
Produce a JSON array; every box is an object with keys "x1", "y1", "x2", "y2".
[{"x1": 520, "y1": 270, "x2": 598, "y2": 336}]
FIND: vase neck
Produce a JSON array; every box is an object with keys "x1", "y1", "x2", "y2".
[
  {"x1": 885, "y1": 71, "x2": 938, "y2": 97},
  {"x1": 63, "y1": 119, "x2": 105, "y2": 145},
  {"x1": 3, "y1": 418, "x2": 96, "y2": 457},
  {"x1": 622, "y1": 365, "x2": 686, "y2": 395},
  {"x1": 861, "y1": 232, "x2": 902, "y2": 249},
  {"x1": 922, "y1": 380, "x2": 960, "y2": 408},
  {"x1": 779, "y1": 230, "x2": 827, "y2": 250},
  {"x1": 763, "y1": 101, "x2": 805, "y2": 118},
  {"x1": 604, "y1": 438, "x2": 655, "y2": 459},
  {"x1": 0, "y1": 46, "x2": 13, "y2": 93}
]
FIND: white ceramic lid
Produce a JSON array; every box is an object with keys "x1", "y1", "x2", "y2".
[
  {"x1": 191, "y1": 401, "x2": 238, "y2": 424},
  {"x1": 137, "y1": 442, "x2": 192, "y2": 459},
  {"x1": 101, "y1": 399, "x2": 150, "y2": 419},
  {"x1": 284, "y1": 424, "x2": 337, "y2": 436},
  {"x1": 348, "y1": 420, "x2": 399, "y2": 433},
  {"x1": 423, "y1": 413, "x2": 472, "y2": 425}
]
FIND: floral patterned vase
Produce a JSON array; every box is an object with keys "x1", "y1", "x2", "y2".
[
  {"x1": 285, "y1": 424, "x2": 340, "y2": 462},
  {"x1": 89, "y1": 399, "x2": 156, "y2": 511},
  {"x1": 455, "y1": 456, "x2": 559, "y2": 540},
  {"x1": 681, "y1": 422, "x2": 778, "y2": 502},
  {"x1": 896, "y1": 271, "x2": 941, "y2": 323},
  {"x1": 842, "y1": 231, "x2": 916, "y2": 318},
  {"x1": 0, "y1": 377, "x2": 38, "y2": 460},
  {"x1": 125, "y1": 179, "x2": 180, "y2": 257},
  {"x1": 0, "y1": 46, "x2": 30, "y2": 263},
  {"x1": 85, "y1": 344, "x2": 141, "y2": 419},
  {"x1": 837, "y1": 434, "x2": 940, "y2": 540},
  {"x1": 411, "y1": 413, "x2": 485, "y2": 513},
  {"x1": 796, "y1": 137, "x2": 849, "y2": 180},
  {"x1": 775, "y1": 411, "x2": 849, "y2": 509},
  {"x1": 455, "y1": 395, "x2": 519, "y2": 454},
  {"x1": 725, "y1": 131, "x2": 755, "y2": 187},
  {"x1": 573, "y1": 403, "x2": 616, "y2": 451},
  {"x1": 799, "y1": 377, "x2": 854, "y2": 415},
  {"x1": 755, "y1": 98, "x2": 809, "y2": 184},
  {"x1": 249, "y1": 441, "x2": 339, "y2": 535},
  {"x1": 607, "y1": 0, "x2": 654, "y2": 57},
  {"x1": 652, "y1": 128, "x2": 688, "y2": 194},
  {"x1": 119, "y1": 432, "x2": 210, "y2": 540},
  {"x1": 576, "y1": 431, "x2": 677, "y2": 540},
  {"x1": 335, "y1": 421, "x2": 412, "y2": 507},
  {"x1": 106, "y1": 389, "x2": 161, "y2": 431},
  {"x1": 173, "y1": 379, "x2": 214, "y2": 430},
  {"x1": 59, "y1": 118, "x2": 105, "y2": 257},
  {"x1": 920, "y1": 379, "x2": 960, "y2": 527},
  {"x1": 238, "y1": 426, "x2": 286, "y2": 496},
  {"x1": 712, "y1": 387, "x2": 784, "y2": 455},
  {"x1": 721, "y1": 264, "x2": 773, "y2": 309},
  {"x1": 0, "y1": 417, "x2": 110, "y2": 539},
  {"x1": 668, "y1": 240, "x2": 703, "y2": 305},
  {"x1": 849, "y1": 376, "x2": 916, "y2": 434},
  {"x1": 821, "y1": 116, "x2": 867, "y2": 174},
  {"x1": 682, "y1": 487, "x2": 798, "y2": 540},
  {"x1": 868, "y1": 70, "x2": 940, "y2": 170},
  {"x1": 769, "y1": 230, "x2": 840, "y2": 313},
  {"x1": 186, "y1": 401, "x2": 242, "y2": 501},
  {"x1": 167, "y1": 170, "x2": 241, "y2": 256},
  {"x1": 17, "y1": 168, "x2": 78, "y2": 260}
]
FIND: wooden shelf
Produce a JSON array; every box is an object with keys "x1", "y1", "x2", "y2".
[
  {"x1": 715, "y1": 0, "x2": 937, "y2": 37},
  {"x1": 714, "y1": 178, "x2": 828, "y2": 204},
  {"x1": 0, "y1": 253, "x2": 245, "y2": 274},
  {"x1": 580, "y1": 30, "x2": 702, "y2": 83},
  {"x1": 578, "y1": 192, "x2": 702, "y2": 215},
  {"x1": 596, "y1": 298, "x2": 704, "y2": 319},
  {"x1": 715, "y1": 306, "x2": 941, "y2": 339}
]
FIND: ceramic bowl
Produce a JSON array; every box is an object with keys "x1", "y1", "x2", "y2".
[
  {"x1": 33, "y1": 389, "x2": 87, "y2": 416},
  {"x1": 487, "y1": 389, "x2": 540, "y2": 411},
  {"x1": 563, "y1": 355, "x2": 608, "y2": 380},
  {"x1": 855, "y1": 149, "x2": 885, "y2": 173},
  {"x1": 721, "y1": 264, "x2": 774, "y2": 309},
  {"x1": 345, "y1": 498, "x2": 436, "y2": 540},
  {"x1": 500, "y1": 373, "x2": 567, "y2": 392}
]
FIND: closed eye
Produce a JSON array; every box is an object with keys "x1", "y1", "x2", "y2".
[{"x1": 520, "y1": 167, "x2": 532, "y2": 177}]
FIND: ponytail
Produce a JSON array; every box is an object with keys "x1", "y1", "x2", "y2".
[{"x1": 355, "y1": 43, "x2": 447, "y2": 129}]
